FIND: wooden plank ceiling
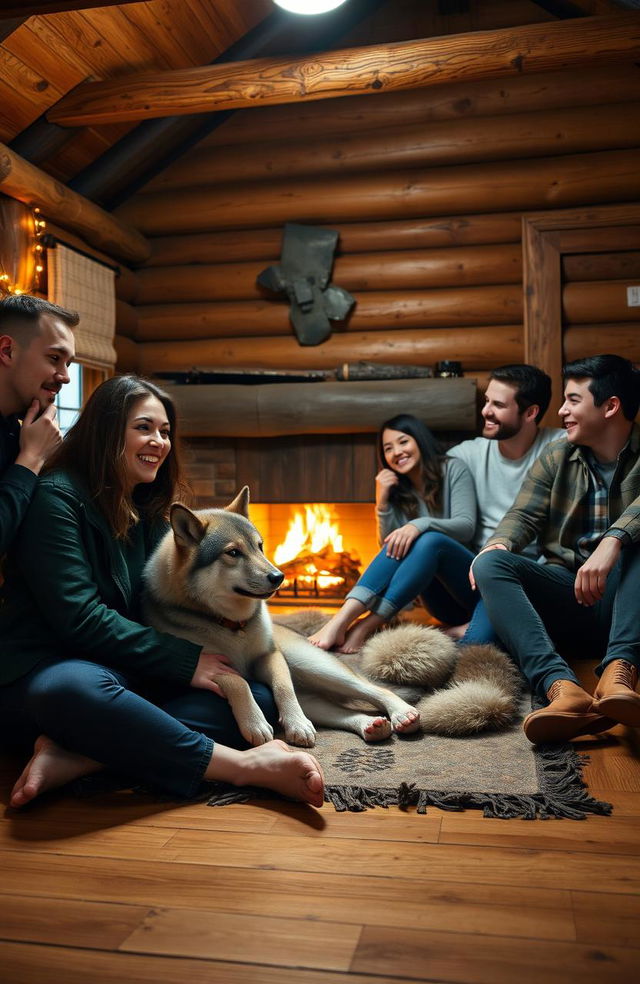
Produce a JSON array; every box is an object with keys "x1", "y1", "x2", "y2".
[{"x1": 0, "y1": 0, "x2": 635, "y2": 208}]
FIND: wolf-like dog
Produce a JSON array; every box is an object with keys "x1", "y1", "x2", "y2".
[{"x1": 143, "y1": 487, "x2": 421, "y2": 747}]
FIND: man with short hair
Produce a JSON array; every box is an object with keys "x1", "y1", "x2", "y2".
[
  {"x1": 447, "y1": 363, "x2": 564, "y2": 641},
  {"x1": 0, "y1": 294, "x2": 77, "y2": 556},
  {"x1": 472, "y1": 354, "x2": 640, "y2": 741}
]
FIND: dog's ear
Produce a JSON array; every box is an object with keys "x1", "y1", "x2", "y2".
[
  {"x1": 225, "y1": 486, "x2": 250, "y2": 518},
  {"x1": 170, "y1": 503, "x2": 208, "y2": 548}
]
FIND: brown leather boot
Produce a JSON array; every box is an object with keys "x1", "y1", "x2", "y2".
[
  {"x1": 593, "y1": 660, "x2": 640, "y2": 727},
  {"x1": 523, "y1": 679, "x2": 613, "y2": 743}
]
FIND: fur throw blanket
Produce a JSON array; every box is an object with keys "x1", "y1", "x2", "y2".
[{"x1": 274, "y1": 611, "x2": 522, "y2": 737}]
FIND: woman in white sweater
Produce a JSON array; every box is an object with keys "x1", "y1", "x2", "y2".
[{"x1": 309, "y1": 414, "x2": 477, "y2": 653}]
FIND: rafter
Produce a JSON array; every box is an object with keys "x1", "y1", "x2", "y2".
[
  {"x1": 49, "y1": 13, "x2": 640, "y2": 128},
  {"x1": 0, "y1": 1, "x2": 144, "y2": 15}
]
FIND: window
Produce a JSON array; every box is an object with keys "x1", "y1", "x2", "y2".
[{"x1": 56, "y1": 361, "x2": 82, "y2": 434}]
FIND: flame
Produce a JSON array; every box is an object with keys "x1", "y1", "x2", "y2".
[{"x1": 274, "y1": 505, "x2": 345, "y2": 590}]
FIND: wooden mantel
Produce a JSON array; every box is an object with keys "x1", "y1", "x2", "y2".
[{"x1": 48, "y1": 14, "x2": 640, "y2": 127}]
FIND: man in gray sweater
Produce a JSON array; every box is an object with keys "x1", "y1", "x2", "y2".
[{"x1": 448, "y1": 364, "x2": 564, "y2": 642}]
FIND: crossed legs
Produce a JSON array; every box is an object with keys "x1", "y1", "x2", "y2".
[{"x1": 1, "y1": 660, "x2": 324, "y2": 808}]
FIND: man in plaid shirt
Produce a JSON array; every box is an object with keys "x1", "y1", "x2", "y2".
[{"x1": 472, "y1": 354, "x2": 640, "y2": 743}]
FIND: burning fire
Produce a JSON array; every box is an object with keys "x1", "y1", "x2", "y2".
[{"x1": 274, "y1": 505, "x2": 348, "y2": 592}]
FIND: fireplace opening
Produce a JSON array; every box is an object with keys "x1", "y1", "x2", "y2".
[{"x1": 250, "y1": 502, "x2": 379, "y2": 607}]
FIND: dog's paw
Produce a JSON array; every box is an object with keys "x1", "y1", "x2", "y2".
[
  {"x1": 361, "y1": 715, "x2": 393, "y2": 742},
  {"x1": 282, "y1": 715, "x2": 317, "y2": 748},
  {"x1": 391, "y1": 706, "x2": 421, "y2": 734},
  {"x1": 242, "y1": 716, "x2": 275, "y2": 746}
]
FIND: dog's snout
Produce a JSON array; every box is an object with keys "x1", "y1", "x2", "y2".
[{"x1": 268, "y1": 570, "x2": 285, "y2": 587}]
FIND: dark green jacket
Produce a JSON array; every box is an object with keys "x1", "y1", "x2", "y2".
[{"x1": 0, "y1": 470, "x2": 201, "y2": 687}]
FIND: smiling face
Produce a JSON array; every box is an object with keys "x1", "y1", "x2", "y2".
[
  {"x1": 0, "y1": 313, "x2": 75, "y2": 416},
  {"x1": 558, "y1": 377, "x2": 608, "y2": 447},
  {"x1": 381, "y1": 427, "x2": 422, "y2": 479},
  {"x1": 122, "y1": 393, "x2": 172, "y2": 491},
  {"x1": 481, "y1": 379, "x2": 527, "y2": 441}
]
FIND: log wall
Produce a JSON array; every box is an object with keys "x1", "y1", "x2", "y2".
[{"x1": 116, "y1": 61, "x2": 640, "y2": 385}]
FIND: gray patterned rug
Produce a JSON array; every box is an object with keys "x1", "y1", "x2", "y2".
[{"x1": 206, "y1": 700, "x2": 612, "y2": 820}]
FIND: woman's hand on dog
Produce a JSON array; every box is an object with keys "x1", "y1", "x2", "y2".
[
  {"x1": 383, "y1": 523, "x2": 421, "y2": 560},
  {"x1": 191, "y1": 652, "x2": 241, "y2": 697}
]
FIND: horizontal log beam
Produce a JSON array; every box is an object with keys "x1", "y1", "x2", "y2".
[
  {"x1": 135, "y1": 286, "x2": 524, "y2": 341},
  {"x1": 195, "y1": 63, "x2": 640, "y2": 149},
  {"x1": 564, "y1": 324, "x2": 640, "y2": 362},
  {"x1": 133, "y1": 325, "x2": 523, "y2": 374},
  {"x1": 562, "y1": 250, "x2": 640, "y2": 282},
  {"x1": 148, "y1": 102, "x2": 640, "y2": 190},
  {"x1": 0, "y1": 142, "x2": 150, "y2": 265},
  {"x1": 135, "y1": 245, "x2": 522, "y2": 304},
  {"x1": 145, "y1": 213, "x2": 523, "y2": 267},
  {"x1": 159, "y1": 378, "x2": 477, "y2": 437},
  {"x1": 115, "y1": 300, "x2": 138, "y2": 340},
  {"x1": 114, "y1": 334, "x2": 139, "y2": 372},
  {"x1": 0, "y1": 2, "x2": 142, "y2": 14},
  {"x1": 563, "y1": 280, "x2": 640, "y2": 323},
  {"x1": 49, "y1": 15, "x2": 640, "y2": 127},
  {"x1": 119, "y1": 149, "x2": 640, "y2": 235}
]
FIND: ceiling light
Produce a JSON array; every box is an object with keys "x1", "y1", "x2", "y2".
[{"x1": 273, "y1": 0, "x2": 350, "y2": 14}]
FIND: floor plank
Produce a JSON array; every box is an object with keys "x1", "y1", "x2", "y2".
[
  {"x1": 439, "y1": 813, "x2": 640, "y2": 855},
  {"x1": 120, "y1": 906, "x2": 362, "y2": 970},
  {"x1": 0, "y1": 850, "x2": 576, "y2": 940},
  {"x1": 162, "y1": 828, "x2": 640, "y2": 895},
  {"x1": 352, "y1": 925, "x2": 639, "y2": 984},
  {"x1": 572, "y1": 890, "x2": 640, "y2": 949},
  {"x1": 0, "y1": 941, "x2": 406, "y2": 984},
  {"x1": 0, "y1": 893, "x2": 149, "y2": 949}
]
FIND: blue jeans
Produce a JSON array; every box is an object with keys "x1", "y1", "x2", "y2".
[
  {"x1": 347, "y1": 531, "x2": 479, "y2": 625},
  {"x1": 473, "y1": 547, "x2": 640, "y2": 699},
  {"x1": 0, "y1": 659, "x2": 278, "y2": 798}
]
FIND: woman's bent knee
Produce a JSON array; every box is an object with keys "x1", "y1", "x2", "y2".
[{"x1": 26, "y1": 660, "x2": 124, "y2": 711}]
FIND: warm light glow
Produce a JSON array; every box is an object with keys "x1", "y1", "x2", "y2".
[
  {"x1": 274, "y1": 505, "x2": 348, "y2": 591},
  {"x1": 275, "y1": 505, "x2": 343, "y2": 563},
  {"x1": 273, "y1": 0, "x2": 349, "y2": 15}
]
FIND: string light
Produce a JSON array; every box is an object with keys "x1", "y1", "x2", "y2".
[{"x1": 0, "y1": 205, "x2": 46, "y2": 297}]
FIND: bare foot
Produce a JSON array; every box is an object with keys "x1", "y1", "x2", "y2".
[
  {"x1": 309, "y1": 615, "x2": 350, "y2": 651},
  {"x1": 236, "y1": 739, "x2": 325, "y2": 808},
  {"x1": 391, "y1": 707, "x2": 421, "y2": 735},
  {"x1": 338, "y1": 613, "x2": 384, "y2": 654},
  {"x1": 441, "y1": 622, "x2": 469, "y2": 641},
  {"x1": 10, "y1": 735, "x2": 101, "y2": 809}
]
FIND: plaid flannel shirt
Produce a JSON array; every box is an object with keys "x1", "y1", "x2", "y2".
[{"x1": 485, "y1": 424, "x2": 640, "y2": 573}]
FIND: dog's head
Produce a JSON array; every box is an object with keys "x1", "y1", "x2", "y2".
[{"x1": 168, "y1": 486, "x2": 284, "y2": 616}]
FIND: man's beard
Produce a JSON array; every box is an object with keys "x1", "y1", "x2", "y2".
[{"x1": 482, "y1": 418, "x2": 522, "y2": 441}]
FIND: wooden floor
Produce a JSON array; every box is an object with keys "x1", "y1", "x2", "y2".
[{"x1": 1, "y1": 680, "x2": 639, "y2": 984}]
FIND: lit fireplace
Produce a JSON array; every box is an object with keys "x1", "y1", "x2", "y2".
[
  {"x1": 273, "y1": 505, "x2": 361, "y2": 599},
  {"x1": 249, "y1": 502, "x2": 377, "y2": 605}
]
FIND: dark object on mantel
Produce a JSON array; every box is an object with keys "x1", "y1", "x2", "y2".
[
  {"x1": 336, "y1": 361, "x2": 433, "y2": 381},
  {"x1": 257, "y1": 223, "x2": 355, "y2": 346},
  {"x1": 435, "y1": 360, "x2": 463, "y2": 378},
  {"x1": 154, "y1": 368, "x2": 328, "y2": 385}
]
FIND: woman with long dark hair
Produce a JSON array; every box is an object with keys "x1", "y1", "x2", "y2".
[
  {"x1": 0, "y1": 375, "x2": 323, "y2": 809},
  {"x1": 310, "y1": 414, "x2": 477, "y2": 652}
]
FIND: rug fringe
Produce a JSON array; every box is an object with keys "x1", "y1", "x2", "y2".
[{"x1": 203, "y1": 744, "x2": 612, "y2": 819}]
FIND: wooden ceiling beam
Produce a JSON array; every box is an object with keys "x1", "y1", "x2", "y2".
[
  {"x1": 0, "y1": 1, "x2": 144, "y2": 14},
  {"x1": 0, "y1": 141, "x2": 149, "y2": 264},
  {"x1": 0, "y1": 16, "x2": 24, "y2": 41},
  {"x1": 48, "y1": 13, "x2": 640, "y2": 127}
]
